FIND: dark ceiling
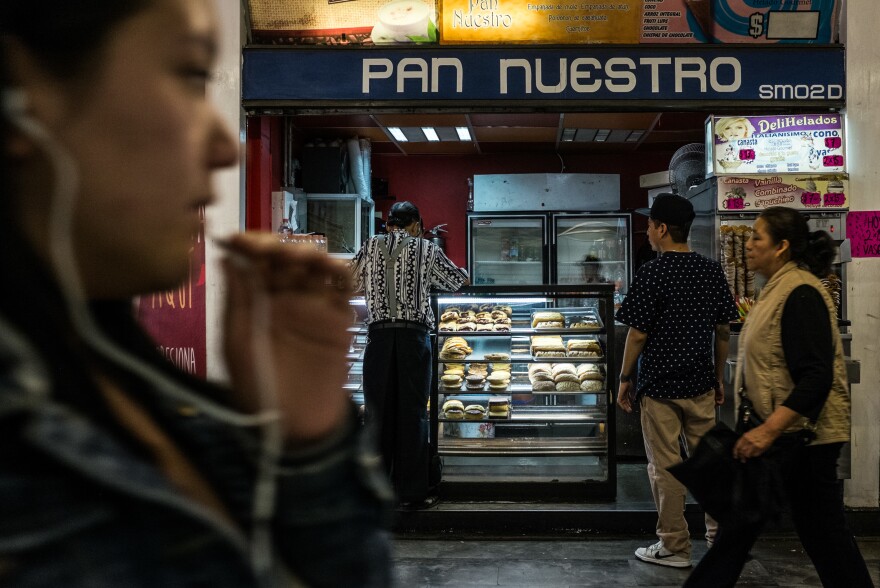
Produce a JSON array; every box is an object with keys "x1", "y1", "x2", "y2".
[{"x1": 287, "y1": 111, "x2": 710, "y2": 156}]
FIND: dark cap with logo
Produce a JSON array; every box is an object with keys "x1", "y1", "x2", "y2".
[{"x1": 636, "y1": 193, "x2": 696, "y2": 227}]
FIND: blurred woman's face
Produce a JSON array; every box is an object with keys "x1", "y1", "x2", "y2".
[
  {"x1": 746, "y1": 217, "x2": 788, "y2": 278},
  {"x1": 34, "y1": 0, "x2": 237, "y2": 297}
]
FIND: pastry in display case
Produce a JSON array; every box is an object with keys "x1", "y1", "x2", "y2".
[{"x1": 431, "y1": 285, "x2": 617, "y2": 501}]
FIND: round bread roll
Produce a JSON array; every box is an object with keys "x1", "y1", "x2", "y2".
[
  {"x1": 444, "y1": 368, "x2": 465, "y2": 377},
  {"x1": 464, "y1": 404, "x2": 487, "y2": 420},
  {"x1": 532, "y1": 380, "x2": 556, "y2": 392},
  {"x1": 484, "y1": 352, "x2": 510, "y2": 361},
  {"x1": 554, "y1": 373, "x2": 579, "y2": 384},
  {"x1": 488, "y1": 383, "x2": 509, "y2": 391},
  {"x1": 551, "y1": 363, "x2": 577, "y2": 378},
  {"x1": 580, "y1": 380, "x2": 604, "y2": 392},
  {"x1": 442, "y1": 399, "x2": 464, "y2": 412},
  {"x1": 444, "y1": 407, "x2": 464, "y2": 420},
  {"x1": 487, "y1": 371, "x2": 511, "y2": 383},
  {"x1": 441, "y1": 374, "x2": 462, "y2": 385},
  {"x1": 555, "y1": 381, "x2": 581, "y2": 392},
  {"x1": 440, "y1": 311, "x2": 459, "y2": 322}
]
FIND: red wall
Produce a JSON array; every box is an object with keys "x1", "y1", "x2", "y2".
[
  {"x1": 371, "y1": 151, "x2": 673, "y2": 267},
  {"x1": 245, "y1": 117, "x2": 283, "y2": 231}
]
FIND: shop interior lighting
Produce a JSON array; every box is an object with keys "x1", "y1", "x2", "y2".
[
  {"x1": 455, "y1": 126, "x2": 472, "y2": 140},
  {"x1": 594, "y1": 129, "x2": 611, "y2": 142},
  {"x1": 422, "y1": 127, "x2": 440, "y2": 141},
  {"x1": 561, "y1": 128, "x2": 577, "y2": 142},
  {"x1": 387, "y1": 126, "x2": 408, "y2": 142}
]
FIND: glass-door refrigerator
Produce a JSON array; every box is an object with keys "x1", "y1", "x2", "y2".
[
  {"x1": 551, "y1": 213, "x2": 632, "y2": 306},
  {"x1": 468, "y1": 214, "x2": 547, "y2": 285}
]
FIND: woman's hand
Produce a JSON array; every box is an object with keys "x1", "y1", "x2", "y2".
[
  {"x1": 732, "y1": 424, "x2": 780, "y2": 462},
  {"x1": 732, "y1": 405, "x2": 802, "y2": 462},
  {"x1": 220, "y1": 232, "x2": 355, "y2": 446}
]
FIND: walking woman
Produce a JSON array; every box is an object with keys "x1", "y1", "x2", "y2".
[{"x1": 684, "y1": 206, "x2": 872, "y2": 587}]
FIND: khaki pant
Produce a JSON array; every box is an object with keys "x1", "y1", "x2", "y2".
[{"x1": 640, "y1": 391, "x2": 717, "y2": 557}]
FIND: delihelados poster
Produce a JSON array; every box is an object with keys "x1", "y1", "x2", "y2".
[{"x1": 707, "y1": 114, "x2": 845, "y2": 177}]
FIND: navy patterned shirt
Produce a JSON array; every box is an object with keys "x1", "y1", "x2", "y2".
[
  {"x1": 615, "y1": 251, "x2": 738, "y2": 399},
  {"x1": 350, "y1": 229, "x2": 468, "y2": 328}
]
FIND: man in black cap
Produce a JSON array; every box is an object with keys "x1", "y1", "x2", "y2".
[
  {"x1": 351, "y1": 201, "x2": 469, "y2": 510},
  {"x1": 615, "y1": 193, "x2": 738, "y2": 568}
]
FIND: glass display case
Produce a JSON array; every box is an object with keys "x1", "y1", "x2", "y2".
[
  {"x1": 305, "y1": 193, "x2": 374, "y2": 258},
  {"x1": 552, "y1": 213, "x2": 631, "y2": 308},
  {"x1": 431, "y1": 285, "x2": 617, "y2": 501},
  {"x1": 468, "y1": 214, "x2": 547, "y2": 285},
  {"x1": 345, "y1": 298, "x2": 367, "y2": 411}
]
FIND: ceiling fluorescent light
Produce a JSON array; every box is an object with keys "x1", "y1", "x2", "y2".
[
  {"x1": 455, "y1": 126, "x2": 471, "y2": 140},
  {"x1": 388, "y1": 126, "x2": 407, "y2": 142},
  {"x1": 561, "y1": 128, "x2": 576, "y2": 142},
  {"x1": 422, "y1": 127, "x2": 440, "y2": 141},
  {"x1": 594, "y1": 129, "x2": 610, "y2": 142},
  {"x1": 626, "y1": 130, "x2": 644, "y2": 142}
]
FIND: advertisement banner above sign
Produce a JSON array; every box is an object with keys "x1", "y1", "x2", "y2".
[
  {"x1": 242, "y1": 46, "x2": 845, "y2": 104},
  {"x1": 707, "y1": 114, "x2": 845, "y2": 176},
  {"x1": 640, "y1": 0, "x2": 841, "y2": 44},
  {"x1": 440, "y1": 0, "x2": 641, "y2": 44},
  {"x1": 715, "y1": 174, "x2": 848, "y2": 212}
]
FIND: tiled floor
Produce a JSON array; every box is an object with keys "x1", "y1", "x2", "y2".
[{"x1": 392, "y1": 536, "x2": 880, "y2": 587}]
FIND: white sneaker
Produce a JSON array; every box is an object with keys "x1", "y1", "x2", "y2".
[{"x1": 634, "y1": 541, "x2": 692, "y2": 568}]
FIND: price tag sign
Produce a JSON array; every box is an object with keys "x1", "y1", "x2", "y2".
[
  {"x1": 824, "y1": 192, "x2": 846, "y2": 207},
  {"x1": 823, "y1": 155, "x2": 845, "y2": 167},
  {"x1": 801, "y1": 192, "x2": 821, "y2": 206},
  {"x1": 738, "y1": 149, "x2": 756, "y2": 161},
  {"x1": 825, "y1": 137, "x2": 842, "y2": 149}
]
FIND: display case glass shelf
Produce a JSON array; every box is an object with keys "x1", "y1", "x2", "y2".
[{"x1": 431, "y1": 284, "x2": 616, "y2": 501}]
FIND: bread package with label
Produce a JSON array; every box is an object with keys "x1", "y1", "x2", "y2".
[
  {"x1": 566, "y1": 338, "x2": 602, "y2": 357},
  {"x1": 531, "y1": 311, "x2": 565, "y2": 328},
  {"x1": 530, "y1": 335, "x2": 566, "y2": 356},
  {"x1": 439, "y1": 337, "x2": 472, "y2": 360}
]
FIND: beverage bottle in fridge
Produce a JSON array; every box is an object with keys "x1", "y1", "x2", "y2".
[
  {"x1": 509, "y1": 239, "x2": 519, "y2": 261},
  {"x1": 277, "y1": 218, "x2": 293, "y2": 242}
]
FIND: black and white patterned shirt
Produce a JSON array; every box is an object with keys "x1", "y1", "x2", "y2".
[
  {"x1": 350, "y1": 229, "x2": 468, "y2": 328},
  {"x1": 615, "y1": 251, "x2": 738, "y2": 399}
]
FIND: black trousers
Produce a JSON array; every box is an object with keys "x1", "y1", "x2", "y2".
[
  {"x1": 685, "y1": 442, "x2": 873, "y2": 588},
  {"x1": 363, "y1": 327, "x2": 433, "y2": 503}
]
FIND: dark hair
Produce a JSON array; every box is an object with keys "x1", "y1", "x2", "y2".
[
  {"x1": 386, "y1": 201, "x2": 421, "y2": 229},
  {"x1": 1, "y1": 2, "x2": 150, "y2": 215},
  {"x1": 758, "y1": 206, "x2": 836, "y2": 277},
  {"x1": 1, "y1": 2, "x2": 149, "y2": 80},
  {"x1": 648, "y1": 217, "x2": 691, "y2": 244},
  {"x1": 665, "y1": 221, "x2": 691, "y2": 244}
]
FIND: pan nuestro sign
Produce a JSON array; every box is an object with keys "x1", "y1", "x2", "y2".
[{"x1": 242, "y1": 46, "x2": 844, "y2": 103}]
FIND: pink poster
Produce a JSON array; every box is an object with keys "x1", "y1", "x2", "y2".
[
  {"x1": 136, "y1": 207, "x2": 207, "y2": 378},
  {"x1": 846, "y1": 211, "x2": 880, "y2": 259}
]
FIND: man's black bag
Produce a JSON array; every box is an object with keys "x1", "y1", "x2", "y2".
[{"x1": 667, "y1": 422, "x2": 790, "y2": 527}]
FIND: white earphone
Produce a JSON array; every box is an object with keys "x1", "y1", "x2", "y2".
[{"x1": 1, "y1": 88, "x2": 28, "y2": 119}]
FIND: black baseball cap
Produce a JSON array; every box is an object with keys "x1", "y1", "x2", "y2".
[{"x1": 636, "y1": 193, "x2": 695, "y2": 227}]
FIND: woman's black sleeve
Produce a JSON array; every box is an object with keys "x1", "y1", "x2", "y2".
[{"x1": 780, "y1": 284, "x2": 834, "y2": 421}]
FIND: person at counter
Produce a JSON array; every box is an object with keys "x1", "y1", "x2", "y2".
[
  {"x1": 351, "y1": 201, "x2": 469, "y2": 510},
  {"x1": 684, "y1": 207, "x2": 872, "y2": 587},
  {"x1": 0, "y1": 1, "x2": 391, "y2": 586},
  {"x1": 615, "y1": 194, "x2": 738, "y2": 568}
]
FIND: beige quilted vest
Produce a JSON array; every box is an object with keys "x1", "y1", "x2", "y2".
[{"x1": 734, "y1": 261, "x2": 850, "y2": 445}]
